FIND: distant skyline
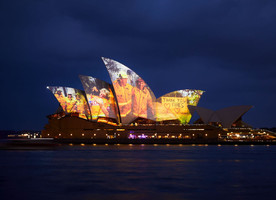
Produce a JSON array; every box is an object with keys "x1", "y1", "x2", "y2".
[{"x1": 0, "y1": 0, "x2": 275, "y2": 130}]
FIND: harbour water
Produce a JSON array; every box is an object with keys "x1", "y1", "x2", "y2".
[{"x1": 1, "y1": 144, "x2": 276, "y2": 200}]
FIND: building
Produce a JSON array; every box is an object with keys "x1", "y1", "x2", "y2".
[{"x1": 42, "y1": 58, "x2": 275, "y2": 142}]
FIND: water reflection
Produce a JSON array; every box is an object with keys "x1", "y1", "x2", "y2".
[{"x1": 0, "y1": 145, "x2": 276, "y2": 200}]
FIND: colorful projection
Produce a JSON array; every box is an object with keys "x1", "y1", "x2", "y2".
[
  {"x1": 47, "y1": 86, "x2": 90, "y2": 120},
  {"x1": 79, "y1": 75, "x2": 119, "y2": 122},
  {"x1": 47, "y1": 58, "x2": 205, "y2": 125},
  {"x1": 156, "y1": 90, "x2": 204, "y2": 124},
  {"x1": 102, "y1": 57, "x2": 156, "y2": 124}
]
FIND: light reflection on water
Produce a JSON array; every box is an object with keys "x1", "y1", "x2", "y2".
[{"x1": 0, "y1": 145, "x2": 276, "y2": 200}]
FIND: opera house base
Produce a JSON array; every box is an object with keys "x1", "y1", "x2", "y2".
[{"x1": 42, "y1": 115, "x2": 276, "y2": 144}]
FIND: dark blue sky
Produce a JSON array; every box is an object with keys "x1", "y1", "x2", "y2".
[{"x1": 1, "y1": 0, "x2": 275, "y2": 130}]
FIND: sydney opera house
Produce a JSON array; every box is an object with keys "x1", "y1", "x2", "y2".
[{"x1": 42, "y1": 58, "x2": 274, "y2": 142}]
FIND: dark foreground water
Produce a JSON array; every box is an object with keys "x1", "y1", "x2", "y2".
[{"x1": 0, "y1": 144, "x2": 276, "y2": 200}]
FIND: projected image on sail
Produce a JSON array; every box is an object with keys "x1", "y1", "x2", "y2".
[
  {"x1": 156, "y1": 90, "x2": 204, "y2": 124},
  {"x1": 79, "y1": 75, "x2": 118, "y2": 122},
  {"x1": 47, "y1": 86, "x2": 90, "y2": 120},
  {"x1": 102, "y1": 57, "x2": 156, "y2": 124}
]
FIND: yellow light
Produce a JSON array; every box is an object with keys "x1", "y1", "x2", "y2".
[
  {"x1": 81, "y1": 143, "x2": 85, "y2": 146},
  {"x1": 69, "y1": 143, "x2": 73, "y2": 146},
  {"x1": 93, "y1": 143, "x2": 96, "y2": 146}
]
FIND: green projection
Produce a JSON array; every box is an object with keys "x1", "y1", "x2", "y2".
[{"x1": 156, "y1": 90, "x2": 204, "y2": 124}]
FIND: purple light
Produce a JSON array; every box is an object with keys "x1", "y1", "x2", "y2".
[
  {"x1": 128, "y1": 134, "x2": 136, "y2": 139},
  {"x1": 138, "y1": 134, "x2": 147, "y2": 139}
]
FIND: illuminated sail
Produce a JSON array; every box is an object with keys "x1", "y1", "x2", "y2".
[
  {"x1": 102, "y1": 57, "x2": 156, "y2": 124},
  {"x1": 156, "y1": 90, "x2": 204, "y2": 124},
  {"x1": 79, "y1": 75, "x2": 119, "y2": 122},
  {"x1": 47, "y1": 86, "x2": 91, "y2": 120}
]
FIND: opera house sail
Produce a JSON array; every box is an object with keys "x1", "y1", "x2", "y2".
[
  {"x1": 47, "y1": 86, "x2": 90, "y2": 120},
  {"x1": 102, "y1": 57, "x2": 156, "y2": 124},
  {"x1": 189, "y1": 105, "x2": 253, "y2": 128},
  {"x1": 79, "y1": 75, "x2": 119, "y2": 122},
  {"x1": 156, "y1": 90, "x2": 204, "y2": 124}
]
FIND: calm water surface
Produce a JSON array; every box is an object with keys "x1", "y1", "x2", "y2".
[{"x1": 0, "y1": 145, "x2": 276, "y2": 200}]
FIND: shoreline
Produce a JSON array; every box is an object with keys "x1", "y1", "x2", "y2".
[
  {"x1": 55, "y1": 138, "x2": 276, "y2": 145},
  {"x1": 1, "y1": 138, "x2": 276, "y2": 149}
]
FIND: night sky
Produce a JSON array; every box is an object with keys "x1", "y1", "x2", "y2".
[{"x1": 1, "y1": 0, "x2": 275, "y2": 130}]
